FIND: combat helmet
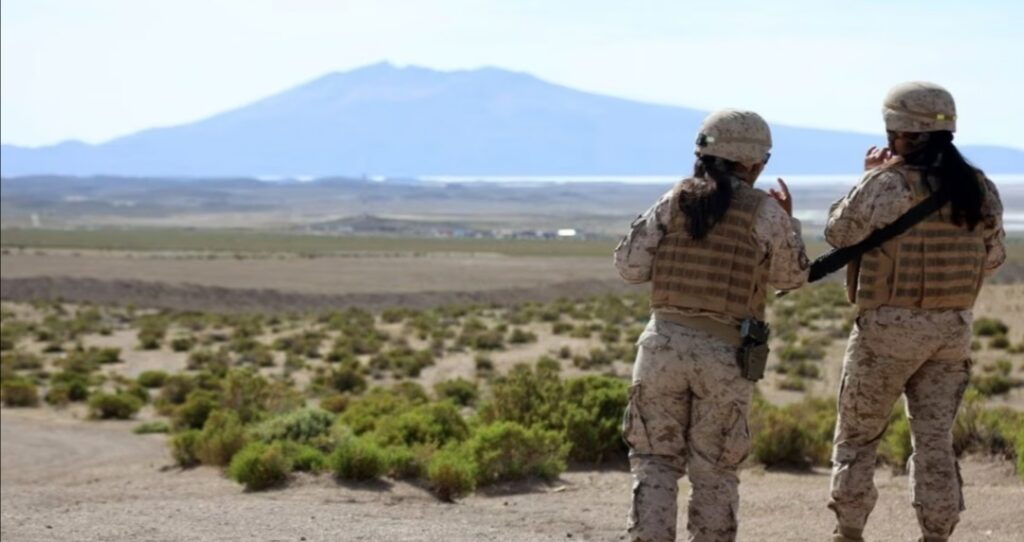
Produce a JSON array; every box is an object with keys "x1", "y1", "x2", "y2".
[
  {"x1": 883, "y1": 81, "x2": 956, "y2": 133},
  {"x1": 694, "y1": 109, "x2": 772, "y2": 166}
]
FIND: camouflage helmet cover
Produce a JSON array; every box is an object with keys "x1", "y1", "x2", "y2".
[
  {"x1": 883, "y1": 81, "x2": 956, "y2": 133},
  {"x1": 694, "y1": 109, "x2": 772, "y2": 166}
]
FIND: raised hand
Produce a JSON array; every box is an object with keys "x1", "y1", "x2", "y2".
[
  {"x1": 767, "y1": 177, "x2": 792, "y2": 217},
  {"x1": 864, "y1": 145, "x2": 893, "y2": 170}
]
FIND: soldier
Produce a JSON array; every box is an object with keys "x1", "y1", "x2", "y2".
[
  {"x1": 826, "y1": 82, "x2": 1006, "y2": 542},
  {"x1": 615, "y1": 109, "x2": 809, "y2": 542}
]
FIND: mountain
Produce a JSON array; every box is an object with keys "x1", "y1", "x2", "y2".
[{"x1": 3, "y1": 62, "x2": 1023, "y2": 176}]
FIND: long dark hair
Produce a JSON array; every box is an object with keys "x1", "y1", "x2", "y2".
[
  {"x1": 678, "y1": 155, "x2": 736, "y2": 240},
  {"x1": 902, "y1": 130, "x2": 984, "y2": 230}
]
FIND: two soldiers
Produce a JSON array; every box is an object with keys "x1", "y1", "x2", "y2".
[{"x1": 616, "y1": 82, "x2": 1006, "y2": 542}]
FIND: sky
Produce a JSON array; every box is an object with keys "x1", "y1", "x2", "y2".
[{"x1": 2, "y1": 0, "x2": 1022, "y2": 149}]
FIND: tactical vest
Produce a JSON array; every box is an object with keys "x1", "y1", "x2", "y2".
[
  {"x1": 851, "y1": 167, "x2": 986, "y2": 311},
  {"x1": 651, "y1": 179, "x2": 769, "y2": 322}
]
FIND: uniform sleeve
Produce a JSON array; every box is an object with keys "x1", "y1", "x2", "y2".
[
  {"x1": 824, "y1": 169, "x2": 914, "y2": 248},
  {"x1": 753, "y1": 197, "x2": 809, "y2": 291},
  {"x1": 980, "y1": 176, "x2": 1006, "y2": 276},
  {"x1": 613, "y1": 189, "x2": 673, "y2": 284}
]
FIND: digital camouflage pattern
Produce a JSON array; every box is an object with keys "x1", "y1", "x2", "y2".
[
  {"x1": 883, "y1": 81, "x2": 957, "y2": 133},
  {"x1": 694, "y1": 109, "x2": 773, "y2": 166},
  {"x1": 624, "y1": 319, "x2": 755, "y2": 542},
  {"x1": 615, "y1": 177, "x2": 808, "y2": 541},
  {"x1": 825, "y1": 161, "x2": 1005, "y2": 541},
  {"x1": 830, "y1": 307, "x2": 972, "y2": 541}
]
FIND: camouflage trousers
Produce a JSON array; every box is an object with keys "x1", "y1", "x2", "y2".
[
  {"x1": 830, "y1": 307, "x2": 972, "y2": 541},
  {"x1": 623, "y1": 317, "x2": 754, "y2": 542}
]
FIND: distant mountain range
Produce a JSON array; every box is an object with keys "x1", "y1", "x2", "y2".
[{"x1": 3, "y1": 62, "x2": 1023, "y2": 177}]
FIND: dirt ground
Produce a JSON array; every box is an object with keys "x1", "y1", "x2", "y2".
[{"x1": 2, "y1": 407, "x2": 1021, "y2": 542}]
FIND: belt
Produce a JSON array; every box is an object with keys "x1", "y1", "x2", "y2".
[{"x1": 653, "y1": 311, "x2": 742, "y2": 347}]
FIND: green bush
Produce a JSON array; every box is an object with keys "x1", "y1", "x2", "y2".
[
  {"x1": 371, "y1": 401, "x2": 469, "y2": 448},
  {"x1": 433, "y1": 378, "x2": 479, "y2": 407},
  {"x1": 973, "y1": 317, "x2": 1008, "y2": 337},
  {"x1": 339, "y1": 388, "x2": 423, "y2": 435},
  {"x1": 329, "y1": 363, "x2": 367, "y2": 394},
  {"x1": 560, "y1": 376, "x2": 629, "y2": 462},
  {"x1": 172, "y1": 389, "x2": 220, "y2": 430},
  {"x1": 221, "y1": 368, "x2": 303, "y2": 424},
  {"x1": 1, "y1": 378, "x2": 40, "y2": 407},
  {"x1": 2, "y1": 350, "x2": 43, "y2": 370},
  {"x1": 170, "y1": 429, "x2": 202, "y2": 467},
  {"x1": 460, "y1": 421, "x2": 568, "y2": 484},
  {"x1": 330, "y1": 437, "x2": 387, "y2": 481},
  {"x1": 989, "y1": 335, "x2": 1011, "y2": 350},
  {"x1": 133, "y1": 420, "x2": 171, "y2": 434},
  {"x1": 281, "y1": 441, "x2": 328, "y2": 472},
  {"x1": 384, "y1": 445, "x2": 424, "y2": 479},
  {"x1": 195, "y1": 410, "x2": 248, "y2": 466},
  {"x1": 88, "y1": 392, "x2": 143, "y2": 419},
  {"x1": 228, "y1": 442, "x2": 293, "y2": 491},
  {"x1": 509, "y1": 328, "x2": 538, "y2": 344},
  {"x1": 748, "y1": 395, "x2": 835, "y2": 469},
  {"x1": 970, "y1": 373, "x2": 1021, "y2": 397},
  {"x1": 319, "y1": 393, "x2": 349, "y2": 414},
  {"x1": 170, "y1": 336, "x2": 196, "y2": 352},
  {"x1": 253, "y1": 408, "x2": 335, "y2": 444},
  {"x1": 137, "y1": 370, "x2": 170, "y2": 389},
  {"x1": 878, "y1": 407, "x2": 913, "y2": 472},
  {"x1": 1016, "y1": 430, "x2": 1024, "y2": 482},
  {"x1": 157, "y1": 374, "x2": 196, "y2": 407},
  {"x1": 427, "y1": 447, "x2": 476, "y2": 501},
  {"x1": 50, "y1": 371, "x2": 91, "y2": 402}
]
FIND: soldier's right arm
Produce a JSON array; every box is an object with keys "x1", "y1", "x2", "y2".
[
  {"x1": 824, "y1": 169, "x2": 914, "y2": 248},
  {"x1": 613, "y1": 189, "x2": 674, "y2": 284},
  {"x1": 755, "y1": 197, "x2": 809, "y2": 291}
]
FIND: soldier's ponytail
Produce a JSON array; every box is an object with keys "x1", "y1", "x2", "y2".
[
  {"x1": 904, "y1": 131, "x2": 984, "y2": 230},
  {"x1": 679, "y1": 155, "x2": 735, "y2": 240}
]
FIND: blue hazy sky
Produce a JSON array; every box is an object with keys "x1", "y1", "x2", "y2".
[{"x1": 2, "y1": 0, "x2": 1021, "y2": 148}]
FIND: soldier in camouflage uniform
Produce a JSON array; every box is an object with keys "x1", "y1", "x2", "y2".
[
  {"x1": 826, "y1": 82, "x2": 1006, "y2": 542},
  {"x1": 615, "y1": 109, "x2": 810, "y2": 542}
]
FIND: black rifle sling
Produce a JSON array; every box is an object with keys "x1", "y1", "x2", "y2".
[{"x1": 808, "y1": 189, "x2": 949, "y2": 283}]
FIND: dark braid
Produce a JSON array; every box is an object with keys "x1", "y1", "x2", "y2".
[
  {"x1": 678, "y1": 155, "x2": 737, "y2": 240},
  {"x1": 903, "y1": 130, "x2": 984, "y2": 230}
]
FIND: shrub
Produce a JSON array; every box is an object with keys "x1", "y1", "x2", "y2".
[
  {"x1": 748, "y1": 395, "x2": 835, "y2": 469},
  {"x1": 283, "y1": 442, "x2": 328, "y2": 472},
  {"x1": 460, "y1": 422, "x2": 568, "y2": 484},
  {"x1": 91, "y1": 347, "x2": 122, "y2": 365},
  {"x1": 253, "y1": 408, "x2": 335, "y2": 444},
  {"x1": 88, "y1": 392, "x2": 143, "y2": 419},
  {"x1": 878, "y1": 407, "x2": 913, "y2": 472},
  {"x1": 319, "y1": 393, "x2": 349, "y2": 414},
  {"x1": 172, "y1": 390, "x2": 220, "y2": 430},
  {"x1": 170, "y1": 429, "x2": 202, "y2": 467},
  {"x1": 187, "y1": 348, "x2": 230, "y2": 374},
  {"x1": 195, "y1": 410, "x2": 248, "y2": 466},
  {"x1": 329, "y1": 364, "x2": 367, "y2": 394},
  {"x1": 3, "y1": 350, "x2": 43, "y2": 370},
  {"x1": 137, "y1": 322, "x2": 166, "y2": 350},
  {"x1": 560, "y1": 376, "x2": 629, "y2": 462},
  {"x1": 228, "y1": 442, "x2": 292, "y2": 491},
  {"x1": 509, "y1": 328, "x2": 538, "y2": 344},
  {"x1": 971, "y1": 374, "x2": 1021, "y2": 397},
  {"x1": 427, "y1": 447, "x2": 476, "y2": 501},
  {"x1": 433, "y1": 378, "x2": 479, "y2": 407},
  {"x1": 158, "y1": 374, "x2": 196, "y2": 407},
  {"x1": 371, "y1": 401, "x2": 469, "y2": 448},
  {"x1": 474, "y1": 355, "x2": 494, "y2": 375},
  {"x1": 133, "y1": 420, "x2": 171, "y2": 434},
  {"x1": 221, "y1": 368, "x2": 303, "y2": 424},
  {"x1": 50, "y1": 371, "x2": 91, "y2": 402},
  {"x1": 340, "y1": 388, "x2": 422, "y2": 435},
  {"x1": 2, "y1": 378, "x2": 40, "y2": 407},
  {"x1": 170, "y1": 336, "x2": 196, "y2": 352},
  {"x1": 137, "y1": 370, "x2": 170, "y2": 389},
  {"x1": 973, "y1": 317, "x2": 1008, "y2": 337},
  {"x1": 330, "y1": 437, "x2": 387, "y2": 481},
  {"x1": 384, "y1": 445, "x2": 424, "y2": 479},
  {"x1": 989, "y1": 335, "x2": 1011, "y2": 350}
]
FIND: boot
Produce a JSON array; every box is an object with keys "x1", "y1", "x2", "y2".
[{"x1": 832, "y1": 525, "x2": 864, "y2": 542}]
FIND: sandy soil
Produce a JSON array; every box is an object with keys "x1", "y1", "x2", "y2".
[{"x1": 2, "y1": 408, "x2": 1022, "y2": 542}]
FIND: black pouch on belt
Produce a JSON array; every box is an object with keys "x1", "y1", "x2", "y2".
[{"x1": 736, "y1": 318, "x2": 770, "y2": 381}]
